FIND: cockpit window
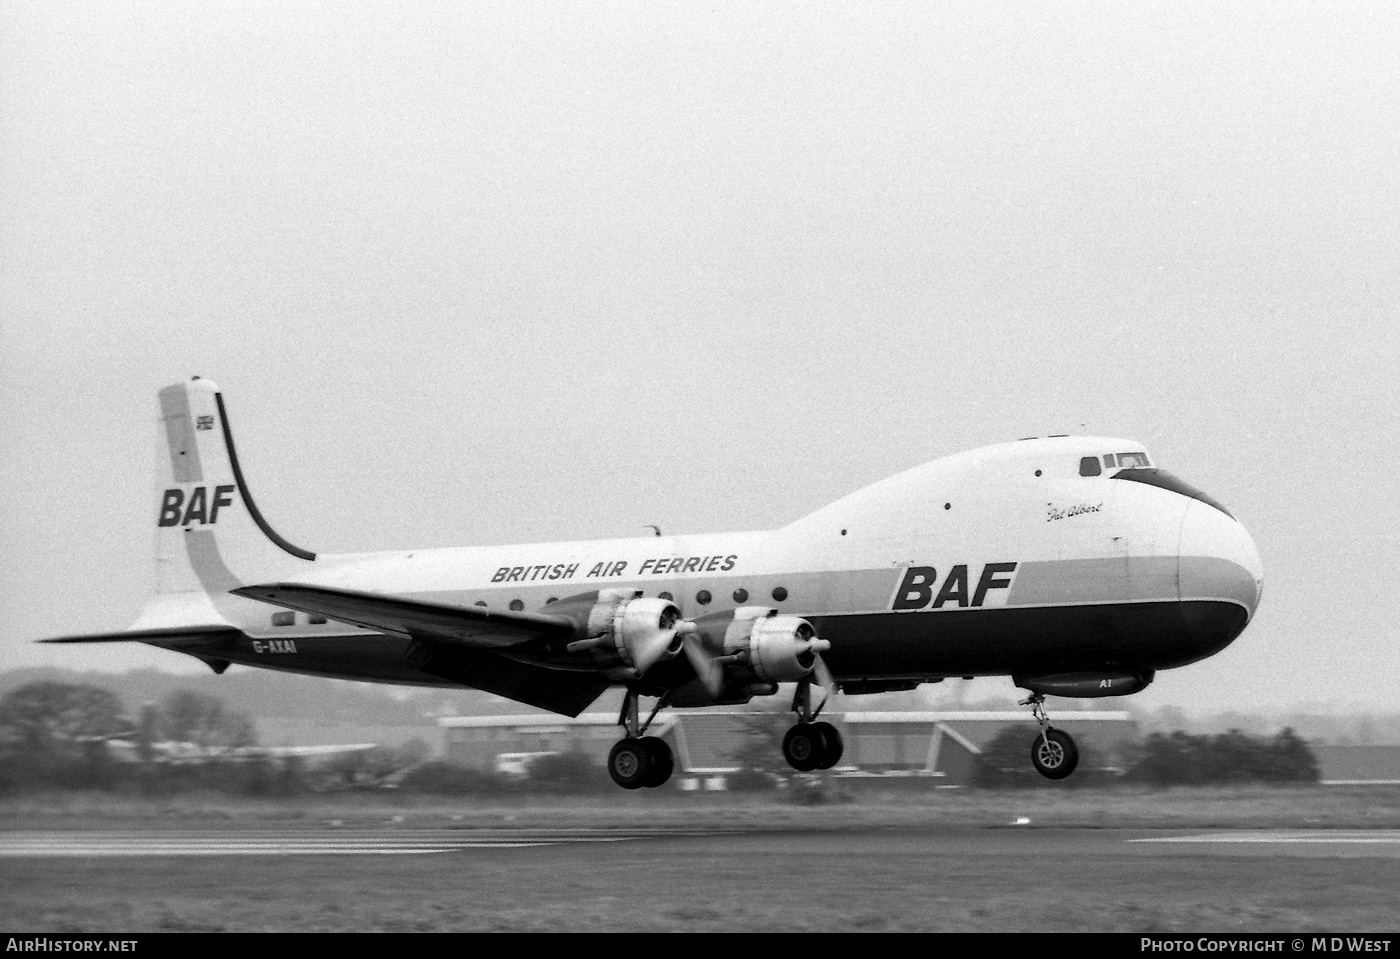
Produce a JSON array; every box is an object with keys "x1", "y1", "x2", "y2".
[{"x1": 1081, "y1": 451, "x2": 1151, "y2": 476}]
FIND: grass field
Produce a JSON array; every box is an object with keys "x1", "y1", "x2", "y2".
[{"x1": 3, "y1": 786, "x2": 1399, "y2": 933}]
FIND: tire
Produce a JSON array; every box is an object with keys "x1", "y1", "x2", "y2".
[
  {"x1": 1030, "y1": 727, "x2": 1079, "y2": 780},
  {"x1": 811, "y1": 721, "x2": 844, "y2": 770},
  {"x1": 608, "y1": 738, "x2": 652, "y2": 789},
  {"x1": 641, "y1": 737, "x2": 674, "y2": 788},
  {"x1": 783, "y1": 724, "x2": 823, "y2": 772}
]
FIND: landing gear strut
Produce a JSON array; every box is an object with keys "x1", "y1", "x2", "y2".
[
  {"x1": 782, "y1": 678, "x2": 843, "y2": 772},
  {"x1": 1020, "y1": 693, "x2": 1079, "y2": 780},
  {"x1": 608, "y1": 687, "x2": 675, "y2": 789}
]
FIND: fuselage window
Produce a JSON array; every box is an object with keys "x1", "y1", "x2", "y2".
[
  {"x1": 1116, "y1": 451, "x2": 1151, "y2": 468},
  {"x1": 733, "y1": 588, "x2": 749, "y2": 603},
  {"x1": 271, "y1": 612, "x2": 294, "y2": 627},
  {"x1": 658, "y1": 591, "x2": 673, "y2": 601},
  {"x1": 695, "y1": 590, "x2": 711, "y2": 605},
  {"x1": 308, "y1": 615, "x2": 327, "y2": 625},
  {"x1": 772, "y1": 586, "x2": 788, "y2": 602},
  {"x1": 1079, "y1": 456, "x2": 1101, "y2": 477},
  {"x1": 509, "y1": 599, "x2": 524, "y2": 611}
]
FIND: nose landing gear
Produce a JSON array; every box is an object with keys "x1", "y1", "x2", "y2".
[{"x1": 1020, "y1": 693, "x2": 1080, "y2": 780}]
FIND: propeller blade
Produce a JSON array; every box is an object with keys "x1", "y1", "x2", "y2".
[
  {"x1": 682, "y1": 632, "x2": 725, "y2": 698},
  {"x1": 812, "y1": 652, "x2": 838, "y2": 710},
  {"x1": 632, "y1": 619, "x2": 693, "y2": 676}
]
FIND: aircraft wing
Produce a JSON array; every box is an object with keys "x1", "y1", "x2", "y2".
[
  {"x1": 231, "y1": 583, "x2": 578, "y2": 648},
  {"x1": 233, "y1": 583, "x2": 609, "y2": 716}
]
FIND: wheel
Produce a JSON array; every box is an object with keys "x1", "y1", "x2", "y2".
[
  {"x1": 608, "y1": 738, "x2": 652, "y2": 789},
  {"x1": 811, "y1": 721, "x2": 844, "y2": 770},
  {"x1": 640, "y1": 737, "x2": 674, "y2": 788},
  {"x1": 1030, "y1": 727, "x2": 1079, "y2": 780},
  {"x1": 783, "y1": 723, "x2": 823, "y2": 772}
]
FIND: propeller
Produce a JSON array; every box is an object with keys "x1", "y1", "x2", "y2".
[
  {"x1": 682, "y1": 630, "x2": 727, "y2": 698},
  {"x1": 565, "y1": 596, "x2": 694, "y2": 678},
  {"x1": 682, "y1": 618, "x2": 836, "y2": 703},
  {"x1": 628, "y1": 603, "x2": 694, "y2": 676},
  {"x1": 811, "y1": 643, "x2": 838, "y2": 713}
]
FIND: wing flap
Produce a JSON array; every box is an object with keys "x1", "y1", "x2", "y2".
[{"x1": 231, "y1": 583, "x2": 576, "y2": 649}]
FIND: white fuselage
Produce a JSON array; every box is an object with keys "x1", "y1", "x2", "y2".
[{"x1": 213, "y1": 436, "x2": 1261, "y2": 686}]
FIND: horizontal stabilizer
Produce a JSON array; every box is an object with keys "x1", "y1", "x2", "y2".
[
  {"x1": 38, "y1": 625, "x2": 244, "y2": 647},
  {"x1": 231, "y1": 583, "x2": 577, "y2": 648}
]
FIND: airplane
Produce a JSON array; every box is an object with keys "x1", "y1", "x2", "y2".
[{"x1": 43, "y1": 378, "x2": 1263, "y2": 788}]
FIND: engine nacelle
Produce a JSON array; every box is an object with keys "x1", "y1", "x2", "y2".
[
  {"x1": 693, "y1": 606, "x2": 828, "y2": 686},
  {"x1": 741, "y1": 611, "x2": 827, "y2": 684},
  {"x1": 555, "y1": 589, "x2": 691, "y2": 680}
]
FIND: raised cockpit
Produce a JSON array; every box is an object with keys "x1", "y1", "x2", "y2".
[{"x1": 1071, "y1": 447, "x2": 1235, "y2": 519}]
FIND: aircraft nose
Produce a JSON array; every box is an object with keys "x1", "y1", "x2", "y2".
[{"x1": 1176, "y1": 498, "x2": 1263, "y2": 656}]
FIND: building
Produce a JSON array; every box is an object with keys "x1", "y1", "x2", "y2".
[{"x1": 1313, "y1": 746, "x2": 1400, "y2": 785}]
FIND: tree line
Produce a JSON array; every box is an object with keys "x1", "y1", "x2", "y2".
[
  {"x1": 0, "y1": 680, "x2": 529, "y2": 796},
  {"x1": 0, "y1": 681, "x2": 269, "y2": 794}
]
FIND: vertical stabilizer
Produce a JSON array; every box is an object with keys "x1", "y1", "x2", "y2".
[{"x1": 137, "y1": 378, "x2": 315, "y2": 628}]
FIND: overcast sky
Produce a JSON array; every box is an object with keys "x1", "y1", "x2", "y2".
[{"x1": 2, "y1": 2, "x2": 1397, "y2": 717}]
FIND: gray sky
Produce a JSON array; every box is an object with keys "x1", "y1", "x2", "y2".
[{"x1": 3, "y1": 2, "x2": 1398, "y2": 716}]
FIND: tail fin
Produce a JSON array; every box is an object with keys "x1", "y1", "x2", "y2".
[{"x1": 134, "y1": 377, "x2": 316, "y2": 630}]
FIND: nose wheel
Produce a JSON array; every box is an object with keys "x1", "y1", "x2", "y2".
[
  {"x1": 1030, "y1": 727, "x2": 1078, "y2": 779},
  {"x1": 1021, "y1": 693, "x2": 1080, "y2": 780}
]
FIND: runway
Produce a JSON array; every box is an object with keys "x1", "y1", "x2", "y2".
[
  {"x1": 1133, "y1": 830, "x2": 1400, "y2": 846},
  {"x1": 5, "y1": 825, "x2": 1400, "y2": 858},
  {"x1": 0, "y1": 826, "x2": 727, "y2": 857}
]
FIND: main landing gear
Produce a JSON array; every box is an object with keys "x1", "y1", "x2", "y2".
[
  {"x1": 782, "y1": 678, "x2": 844, "y2": 772},
  {"x1": 608, "y1": 687, "x2": 675, "y2": 789},
  {"x1": 1020, "y1": 693, "x2": 1079, "y2": 780}
]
